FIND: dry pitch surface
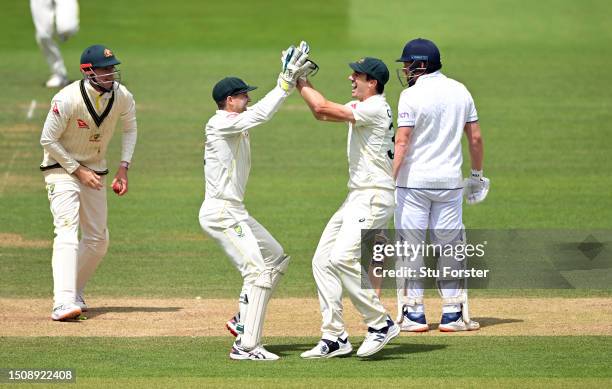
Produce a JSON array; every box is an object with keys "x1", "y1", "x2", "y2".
[{"x1": 1, "y1": 297, "x2": 610, "y2": 337}]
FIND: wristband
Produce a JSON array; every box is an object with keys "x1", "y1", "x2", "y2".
[{"x1": 120, "y1": 161, "x2": 130, "y2": 170}]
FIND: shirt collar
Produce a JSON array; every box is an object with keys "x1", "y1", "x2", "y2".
[
  {"x1": 359, "y1": 93, "x2": 385, "y2": 103},
  {"x1": 415, "y1": 70, "x2": 444, "y2": 85},
  {"x1": 85, "y1": 79, "x2": 113, "y2": 100}
]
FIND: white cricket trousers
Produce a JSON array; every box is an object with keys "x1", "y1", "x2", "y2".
[
  {"x1": 313, "y1": 188, "x2": 394, "y2": 340},
  {"x1": 395, "y1": 187, "x2": 464, "y2": 313},
  {"x1": 199, "y1": 200, "x2": 285, "y2": 316},
  {"x1": 44, "y1": 170, "x2": 108, "y2": 306},
  {"x1": 30, "y1": 0, "x2": 79, "y2": 78}
]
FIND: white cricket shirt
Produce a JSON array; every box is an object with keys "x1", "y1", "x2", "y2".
[
  {"x1": 396, "y1": 71, "x2": 478, "y2": 189},
  {"x1": 203, "y1": 86, "x2": 288, "y2": 204},
  {"x1": 345, "y1": 93, "x2": 395, "y2": 191},
  {"x1": 40, "y1": 80, "x2": 137, "y2": 173}
]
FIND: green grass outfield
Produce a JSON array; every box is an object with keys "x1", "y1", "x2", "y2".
[
  {"x1": 1, "y1": 337, "x2": 611, "y2": 387},
  {"x1": 1, "y1": 0, "x2": 611, "y2": 298},
  {"x1": 1, "y1": 0, "x2": 612, "y2": 387}
]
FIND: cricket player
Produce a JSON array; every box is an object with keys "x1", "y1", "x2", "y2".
[
  {"x1": 297, "y1": 57, "x2": 399, "y2": 359},
  {"x1": 40, "y1": 44, "x2": 137, "y2": 321},
  {"x1": 199, "y1": 43, "x2": 313, "y2": 361},
  {"x1": 393, "y1": 38, "x2": 489, "y2": 332},
  {"x1": 30, "y1": 0, "x2": 79, "y2": 88}
]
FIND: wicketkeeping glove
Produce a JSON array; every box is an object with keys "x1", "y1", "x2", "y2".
[
  {"x1": 277, "y1": 41, "x2": 312, "y2": 92},
  {"x1": 296, "y1": 41, "x2": 319, "y2": 81},
  {"x1": 464, "y1": 170, "x2": 490, "y2": 205}
]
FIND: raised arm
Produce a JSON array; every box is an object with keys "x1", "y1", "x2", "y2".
[
  {"x1": 233, "y1": 86, "x2": 289, "y2": 130},
  {"x1": 296, "y1": 79, "x2": 355, "y2": 123}
]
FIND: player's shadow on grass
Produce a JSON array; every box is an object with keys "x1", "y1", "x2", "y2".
[
  {"x1": 473, "y1": 317, "x2": 523, "y2": 328},
  {"x1": 85, "y1": 306, "x2": 181, "y2": 319},
  {"x1": 357, "y1": 343, "x2": 447, "y2": 361},
  {"x1": 426, "y1": 317, "x2": 523, "y2": 330},
  {"x1": 268, "y1": 343, "x2": 446, "y2": 359}
]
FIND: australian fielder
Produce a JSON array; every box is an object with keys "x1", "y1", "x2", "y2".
[
  {"x1": 296, "y1": 57, "x2": 400, "y2": 359},
  {"x1": 198, "y1": 42, "x2": 312, "y2": 361},
  {"x1": 40, "y1": 45, "x2": 137, "y2": 321}
]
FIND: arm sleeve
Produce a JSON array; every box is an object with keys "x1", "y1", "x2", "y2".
[
  {"x1": 347, "y1": 100, "x2": 379, "y2": 128},
  {"x1": 39, "y1": 98, "x2": 80, "y2": 174},
  {"x1": 120, "y1": 91, "x2": 138, "y2": 163},
  {"x1": 396, "y1": 93, "x2": 416, "y2": 128},
  {"x1": 466, "y1": 92, "x2": 479, "y2": 123},
  {"x1": 228, "y1": 86, "x2": 289, "y2": 132}
]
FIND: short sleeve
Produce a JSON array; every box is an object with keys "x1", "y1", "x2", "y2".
[
  {"x1": 347, "y1": 100, "x2": 379, "y2": 127},
  {"x1": 396, "y1": 92, "x2": 416, "y2": 127},
  {"x1": 466, "y1": 92, "x2": 479, "y2": 123}
]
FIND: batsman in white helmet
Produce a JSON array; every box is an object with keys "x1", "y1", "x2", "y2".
[
  {"x1": 393, "y1": 38, "x2": 489, "y2": 332},
  {"x1": 198, "y1": 42, "x2": 313, "y2": 361},
  {"x1": 296, "y1": 57, "x2": 399, "y2": 359}
]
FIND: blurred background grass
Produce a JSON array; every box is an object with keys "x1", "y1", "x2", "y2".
[{"x1": 1, "y1": 0, "x2": 611, "y2": 298}]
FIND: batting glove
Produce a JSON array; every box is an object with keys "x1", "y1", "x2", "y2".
[{"x1": 464, "y1": 169, "x2": 490, "y2": 205}]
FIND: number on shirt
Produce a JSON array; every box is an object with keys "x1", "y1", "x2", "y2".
[{"x1": 387, "y1": 122, "x2": 395, "y2": 160}]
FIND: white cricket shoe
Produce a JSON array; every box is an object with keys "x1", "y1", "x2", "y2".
[
  {"x1": 399, "y1": 309, "x2": 429, "y2": 332},
  {"x1": 438, "y1": 312, "x2": 480, "y2": 332},
  {"x1": 229, "y1": 343, "x2": 279, "y2": 361},
  {"x1": 301, "y1": 336, "x2": 352, "y2": 359},
  {"x1": 51, "y1": 303, "x2": 82, "y2": 321},
  {"x1": 356, "y1": 319, "x2": 400, "y2": 357},
  {"x1": 225, "y1": 313, "x2": 241, "y2": 337},
  {"x1": 75, "y1": 295, "x2": 88, "y2": 312},
  {"x1": 45, "y1": 74, "x2": 69, "y2": 88}
]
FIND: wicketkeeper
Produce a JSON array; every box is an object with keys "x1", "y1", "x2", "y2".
[{"x1": 198, "y1": 42, "x2": 314, "y2": 361}]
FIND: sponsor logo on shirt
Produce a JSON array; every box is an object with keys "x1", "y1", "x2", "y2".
[
  {"x1": 52, "y1": 102, "x2": 60, "y2": 116},
  {"x1": 351, "y1": 103, "x2": 357, "y2": 109},
  {"x1": 77, "y1": 119, "x2": 90, "y2": 129},
  {"x1": 89, "y1": 133, "x2": 102, "y2": 142},
  {"x1": 398, "y1": 112, "x2": 409, "y2": 119}
]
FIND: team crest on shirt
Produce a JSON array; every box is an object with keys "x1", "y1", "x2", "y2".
[
  {"x1": 52, "y1": 102, "x2": 60, "y2": 116},
  {"x1": 77, "y1": 119, "x2": 90, "y2": 129},
  {"x1": 104, "y1": 48, "x2": 113, "y2": 57},
  {"x1": 233, "y1": 225, "x2": 245, "y2": 237},
  {"x1": 89, "y1": 133, "x2": 102, "y2": 142}
]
